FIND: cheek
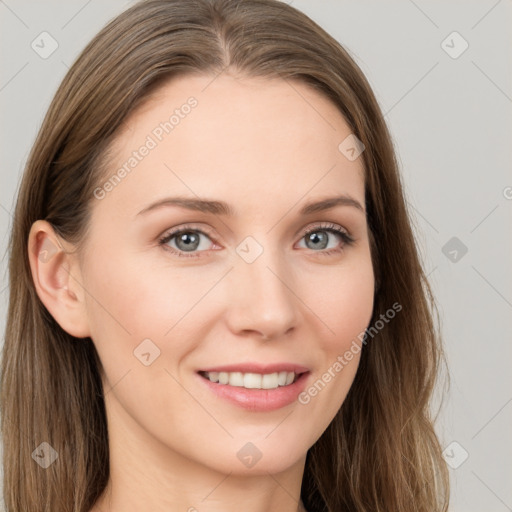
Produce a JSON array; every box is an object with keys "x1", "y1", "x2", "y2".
[
  {"x1": 334, "y1": 273, "x2": 374, "y2": 343},
  {"x1": 309, "y1": 257, "x2": 375, "y2": 347},
  {"x1": 82, "y1": 251, "x2": 216, "y2": 378},
  {"x1": 297, "y1": 258, "x2": 374, "y2": 420},
  {"x1": 81, "y1": 254, "x2": 164, "y2": 376},
  {"x1": 84, "y1": 249, "x2": 197, "y2": 334}
]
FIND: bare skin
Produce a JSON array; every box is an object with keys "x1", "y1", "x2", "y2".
[{"x1": 28, "y1": 73, "x2": 375, "y2": 512}]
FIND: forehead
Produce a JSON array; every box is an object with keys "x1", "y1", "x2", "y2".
[{"x1": 94, "y1": 73, "x2": 365, "y2": 219}]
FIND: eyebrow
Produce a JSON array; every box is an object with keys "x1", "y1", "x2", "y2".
[{"x1": 136, "y1": 194, "x2": 365, "y2": 218}]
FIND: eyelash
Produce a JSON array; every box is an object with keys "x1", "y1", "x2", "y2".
[{"x1": 158, "y1": 222, "x2": 355, "y2": 259}]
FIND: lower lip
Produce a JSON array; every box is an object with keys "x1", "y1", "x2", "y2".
[{"x1": 197, "y1": 372, "x2": 310, "y2": 412}]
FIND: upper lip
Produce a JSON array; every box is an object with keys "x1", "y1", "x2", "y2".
[{"x1": 198, "y1": 363, "x2": 310, "y2": 374}]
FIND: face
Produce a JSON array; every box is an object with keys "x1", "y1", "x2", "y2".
[{"x1": 76, "y1": 73, "x2": 374, "y2": 476}]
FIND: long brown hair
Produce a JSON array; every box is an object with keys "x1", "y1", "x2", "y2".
[{"x1": 1, "y1": 0, "x2": 450, "y2": 510}]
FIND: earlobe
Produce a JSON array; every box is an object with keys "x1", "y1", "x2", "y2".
[{"x1": 27, "y1": 220, "x2": 91, "y2": 339}]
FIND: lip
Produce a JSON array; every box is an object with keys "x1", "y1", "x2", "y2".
[
  {"x1": 198, "y1": 363, "x2": 310, "y2": 374},
  {"x1": 197, "y1": 370, "x2": 311, "y2": 412}
]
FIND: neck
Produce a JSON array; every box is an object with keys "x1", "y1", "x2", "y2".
[{"x1": 91, "y1": 392, "x2": 308, "y2": 512}]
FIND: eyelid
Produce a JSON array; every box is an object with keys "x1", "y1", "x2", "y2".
[
  {"x1": 298, "y1": 222, "x2": 352, "y2": 239},
  {"x1": 158, "y1": 221, "x2": 354, "y2": 256},
  {"x1": 157, "y1": 223, "x2": 218, "y2": 254},
  {"x1": 158, "y1": 223, "x2": 215, "y2": 243},
  {"x1": 159, "y1": 221, "x2": 352, "y2": 239}
]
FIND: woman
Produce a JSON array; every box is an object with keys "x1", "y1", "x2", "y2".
[{"x1": 1, "y1": 0, "x2": 450, "y2": 511}]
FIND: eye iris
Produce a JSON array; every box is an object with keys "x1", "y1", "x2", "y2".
[
  {"x1": 176, "y1": 232, "x2": 200, "y2": 251},
  {"x1": 306, "y1": 231, "x2": 328, "y2": 250},
  {"x1": 166, "y1": 227, "x2": 342, "y2": 255}
]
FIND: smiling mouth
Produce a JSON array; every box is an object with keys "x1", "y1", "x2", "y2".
[{"x1": 198, "y1": 370, "x2": 304, "y2": 390}]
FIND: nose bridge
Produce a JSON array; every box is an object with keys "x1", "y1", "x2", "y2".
[{"x1": 226, "y1": 235, "x2": 299, "y2": 337}]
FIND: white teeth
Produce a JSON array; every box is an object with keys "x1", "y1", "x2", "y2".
[
  {"x1": 262, "y1": 373, "x2": 279, "y2": 389},
  {"x1": 203, "y1": 370, "x2": 298, "y2": 389},
  {"x1": 230, "y1": 372, "x2": 244, "y2": 387},
  {"x1": 244, "y1": 373, "x2": 262, "y2": 388},
  {"x1": 285, "y1": 371, "x2": 295, "y2": 385}
]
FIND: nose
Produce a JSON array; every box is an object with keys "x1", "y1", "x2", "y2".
[{"x1": 223, "y1": 245, "x2": 300, "y2": 341}]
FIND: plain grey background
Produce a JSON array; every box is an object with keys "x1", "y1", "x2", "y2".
[{"x1": 1, "y1": 1, "x2": 511, "y2": 511}]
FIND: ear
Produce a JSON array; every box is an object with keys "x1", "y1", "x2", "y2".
[{"x1": 27, "y1": 220, "x2": 91, "y2": 339}]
